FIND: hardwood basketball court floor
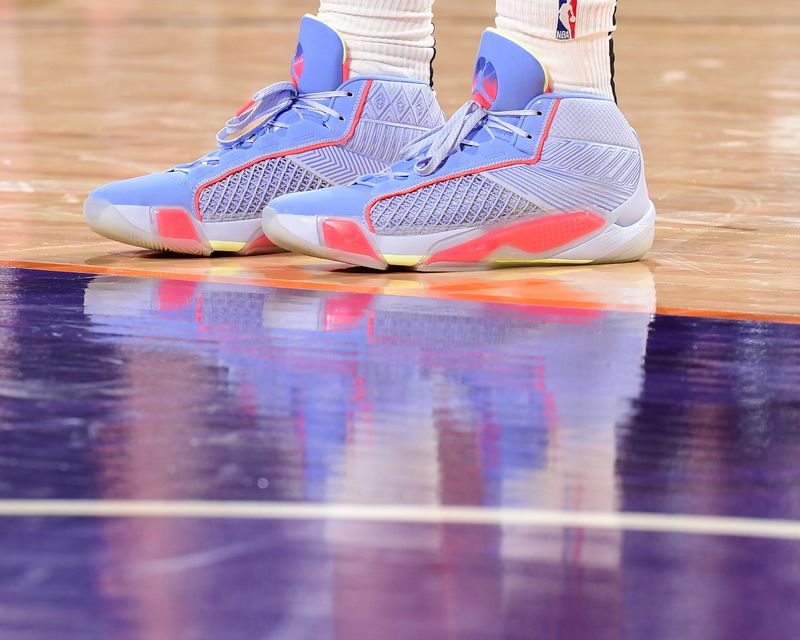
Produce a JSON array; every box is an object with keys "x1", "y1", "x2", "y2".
[{"x1": 0, "y1": 1, "x2": 799, "y2": 638}]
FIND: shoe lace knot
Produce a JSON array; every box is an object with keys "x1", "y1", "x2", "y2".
[
  {"x1": 172, "y1": 82, "x2": 350, "y2": 174},
  {"x1": 357, "y1": 100, "x2": 541, "y2": 185}
]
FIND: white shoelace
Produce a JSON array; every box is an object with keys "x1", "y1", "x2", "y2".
[
  {"x1": 358, "y1": 100, "x2": 542, "y2": 185},
  {"x1": 173, "y1": 82, "x2": 350, "y2": 174}
]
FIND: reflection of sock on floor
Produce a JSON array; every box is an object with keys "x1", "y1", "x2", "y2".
[
  {"x1": 496, "y1": 0, "x2": 618, "y2": 100},
  {"x1": 317, "y1": 0, "x2": 436, "y2": 85}
]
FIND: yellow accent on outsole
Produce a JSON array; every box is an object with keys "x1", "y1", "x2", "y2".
[
  {"x1": 383, "y1": 254, "x2": 423, "y2": 267},
  {"x1": 209, "y1": 241, "x2": 247, "y2": 253}
]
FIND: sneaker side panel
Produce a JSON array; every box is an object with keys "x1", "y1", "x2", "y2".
[
  {"x1": 264, "y1": 94, "x2": 655, "y2": 270},
  {"x1": 293, "y1": 79, "x2": 446, "y2": 185}
]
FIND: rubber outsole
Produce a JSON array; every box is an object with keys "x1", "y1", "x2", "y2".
[
  {"x1": 262, "y1": 204, "x2": 657, "y2": 272},
  {"x1": 84, "y1": 199, "x2": 284, "y2": 257}
]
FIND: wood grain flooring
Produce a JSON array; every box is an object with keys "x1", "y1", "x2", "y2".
[{"x1": 1, "y1": 0, "x2": 798, "y2": 320}]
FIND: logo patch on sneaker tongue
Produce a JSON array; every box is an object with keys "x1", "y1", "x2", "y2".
[
  {"x1": 291, "y1": 43, "x2": 305, "y2": 87},
  {"x1": 472, "y1": 57, "x2": 499, "y2": 109},
  {"x1": 557, "y1": 0, "x2": 578, "y2": 40}
]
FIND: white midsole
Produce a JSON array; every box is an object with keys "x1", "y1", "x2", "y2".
[
  {"x1": 111, "y1": 204, "x2": 263, "y2": 242},
  {"x1": 272, "y1": 213, "x2": 466, "y2": 253},
  {"x1": 554, "y1": 202, "x2": 656, "y2": 262},
  {"x1": 274, "y1": 202, "x2": 657, "y2": 262}
]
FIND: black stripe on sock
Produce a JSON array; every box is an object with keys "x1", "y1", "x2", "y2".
[
  {"x1": 609, "y1": 4, "x2": 618, "y2": 103},
  {"x1": 429, "y1": 20, "x2": 437, "y2": 88}
]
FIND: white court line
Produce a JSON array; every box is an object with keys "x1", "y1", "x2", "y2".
[{"x1": 0, "y1": 500, "x2": 799, "y2": 541}]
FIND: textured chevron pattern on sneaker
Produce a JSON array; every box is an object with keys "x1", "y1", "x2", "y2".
[
  {"x1": 198, "y1": 80, "x2": 445, "y2": 224},
  {"x1": 199, "y1": 157, "x2": 332, "y2": 223},
  {"x1": 371, "y1": 174, "x2": 542, "y2": 236},
  {"x1": 296, "y1": 146, "x2": 386, "y2": 185},
  {"x1": 344, "y1": 121, "x2": 426, "y2": 166},
  {"x1": 548, "y1": 99, "x2": 640, "y2": 149},
  {"x1": 488, "y1": 139, "x2": 642, "y2": 215},
  {"x1": 362, "y1": 82, "x2": 445, "y2": 129}
]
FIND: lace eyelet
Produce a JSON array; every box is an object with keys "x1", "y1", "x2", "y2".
[
  {"x1": 338, "y1": 116, "x2": 345, "y2": 121},
  {"x1": 346, "y1": 92, "x2": 354, "y2": 97},
  {"x1": 413, "y1": 160, "x2": 429, "y2": 176}
]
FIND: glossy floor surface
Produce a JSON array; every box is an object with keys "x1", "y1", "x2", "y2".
[
  {"x1": 2, "y1": 0, "x2": 800, "y2": 638},
  {"x1": 2, "y1": 267, "x2": 800, "y2": 639}
]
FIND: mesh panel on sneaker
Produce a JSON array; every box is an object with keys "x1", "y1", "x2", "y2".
[
  {"x1": 549, "y1": 99, "x2": 639, "y2": 149},
  {"x1": 198, "y1": 157, "x2": 332, "y2": 222},
  {"x1": 371, "y1": 174, "x2": 541, "y2": 236}
]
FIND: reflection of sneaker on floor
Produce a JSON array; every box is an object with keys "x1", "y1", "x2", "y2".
[
  {"x1": 84, "y1": 15, "x2": 444, "y2": 257},
  {"x1": 264, "y1": 28, "x2": 655, "y2": 271},
  {"x1": 82, "y1": 267, "x2": 654, "y2": 504}
]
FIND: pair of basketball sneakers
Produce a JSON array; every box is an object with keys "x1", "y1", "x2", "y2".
[{"x1": 84, "y1": 16, "x2": 655, "y2": 271}]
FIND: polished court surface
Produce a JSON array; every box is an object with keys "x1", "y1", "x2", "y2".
[{"x1": 2, "y1": 0, "x2": 800, "y2": 638}]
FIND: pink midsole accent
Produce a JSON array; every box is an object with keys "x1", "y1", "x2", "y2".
[
  {"x1": 423, "y1": 211, "x2": 607, "y2": 265},
  {"x1": 322, "y1": 219, "x2": 380, "y2": 259},
  {"x1": 155, "y1": 208, "x2": 200, "y2": 241}
]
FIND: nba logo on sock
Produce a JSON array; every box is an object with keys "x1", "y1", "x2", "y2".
[{"x1": 557, "y1": 0, "x2": 578, "y2": 40}]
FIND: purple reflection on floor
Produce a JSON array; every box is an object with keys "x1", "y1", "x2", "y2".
[
  {"x1": 0, "y1": 267, "x2": 798, "y2": 639},
  {"x1": 2, "y1": 517, "x2": 800, "y2": 640}
]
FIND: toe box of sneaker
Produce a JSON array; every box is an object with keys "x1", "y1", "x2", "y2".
[{"x1": 88, "y1": 172, "x2": 196, "y2": 215}]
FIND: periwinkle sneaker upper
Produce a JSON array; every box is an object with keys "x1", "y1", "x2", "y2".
[
  {"x1": 264, "y1": 28, "x2": 655, "y2": 271},
  {"x1": 84, "y1": 14, "x2": 445, "y2": 256}
]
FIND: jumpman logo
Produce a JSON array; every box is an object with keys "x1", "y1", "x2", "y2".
[
  {"x1": 291, "y1": 43, "x2": 305, "y2": 87},
  {"x1": 472, "y1": 57, "x2": 499, "y2": 109}
]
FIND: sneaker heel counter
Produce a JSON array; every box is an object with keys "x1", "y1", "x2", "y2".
[
  {"x1": 612, "y1": 159, "x2": 651, "y2": 227},
  {"x1": 545, "y1": 98, "x2": 653, "y2": 227},
  {"x1": 613, "y1": 125, "x2": 653, "y2": 227}
]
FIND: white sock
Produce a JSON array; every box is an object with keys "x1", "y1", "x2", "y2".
[
  {"x1": 317, "y1": 0, "x2": 436, "y2": 85},
  {"x1": 496, "y1": 0, "x2": 618, "y2": 100}
]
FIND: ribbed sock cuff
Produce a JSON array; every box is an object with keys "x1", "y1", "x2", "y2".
[
  {"x1": 318, "y1": 0, "x2": 436, "y2": 85},
  {"x1": 496, "y1": 0, "x2": 618, "y2": 99}
]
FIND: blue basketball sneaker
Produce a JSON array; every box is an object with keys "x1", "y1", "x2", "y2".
[
  {"x1": 84, "y1": 15, "x2": 445, "y2": 256},
  {"x1": 263, "y1": 29, "x2": 655, "y2": 271}
]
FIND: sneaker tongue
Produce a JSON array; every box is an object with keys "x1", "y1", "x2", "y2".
[
  {"x1": 291, "y1": 15, "x2": 348, "y2": 94},
  {"x1": 472, "y1": 29, "x2": 550, "y2": 112}
]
